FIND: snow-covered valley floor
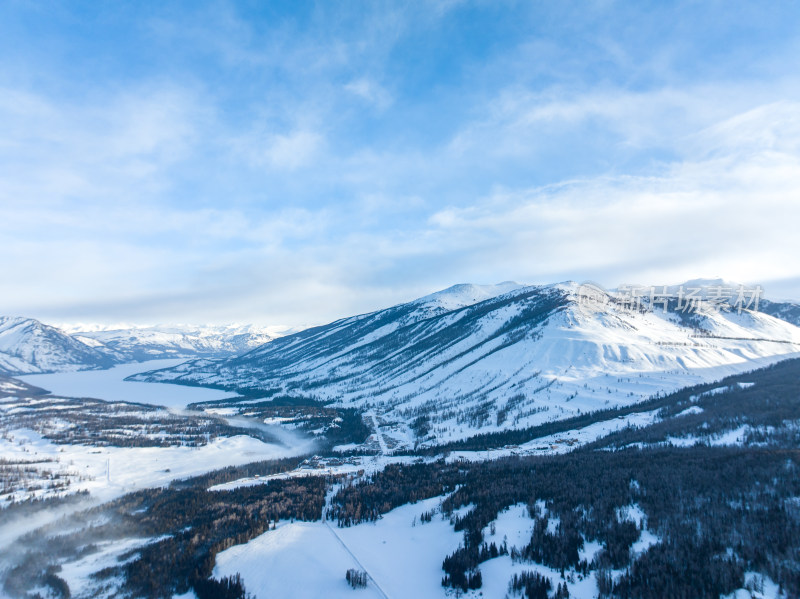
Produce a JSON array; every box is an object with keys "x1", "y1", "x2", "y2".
[
  {"x1": 0, "y1": 362, "x2": 316, "y2": 576},
  {"x1": 2, "y1": 355, "x2": 797, "y2": 599}
]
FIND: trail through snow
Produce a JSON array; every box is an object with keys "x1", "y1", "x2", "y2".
[{"x1": 324, "y1": 521, "x2": 391, "y2": 599}]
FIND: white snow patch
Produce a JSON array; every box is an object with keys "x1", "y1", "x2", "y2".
[
  {"x1": 631, "y1": 529, "x2": 660, "y2": 556},
  {"x1": 617, "y1": 504, "x2": 646, "y2": 528},
  {"x1": 710, "y1": 425, "x2": 750, "y2": 446},
  {"x1": 579, "y1": 539, "x2": 604, "y2": 563},
  {"x1": 483, "y1": 503, "x2": 534, "y2": 551},
  {"x1": 722, "y1": 572, "x2": 783, "y2": 599}
]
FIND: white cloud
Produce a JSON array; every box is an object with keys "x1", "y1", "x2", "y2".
[
  {"x1": 258, "y1": 129, "x2": 324, "y2": 170},
  {"x1": 5, "y1": 93, "x2": 800, "y2": 325},
  {"x1": 448, "y1": 82, "x2": 800, "y2": 160},
  {"x1": 344, "y1": 78, "x2": 392, "y2": 109},
  {"x1": 3, "y1": 1, "x2": 800, "y2": 326},
  {"x1": 428, "y1": 100, "x2": 800, "y2": 288},
  {"x1": 0, "y1": 82, "x2": 204, "y2": 210},
  {"x1": 689, "y1": 100, "x2": 800, "y2": 158}
]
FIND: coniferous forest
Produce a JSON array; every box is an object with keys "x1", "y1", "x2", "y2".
[{"x1": 4, "y1": 359, "x2": 800, "y2": 598}]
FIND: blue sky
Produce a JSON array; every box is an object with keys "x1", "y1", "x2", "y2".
[{"x1": 2, "y1": 1, "x2": 800, "y2": 325}]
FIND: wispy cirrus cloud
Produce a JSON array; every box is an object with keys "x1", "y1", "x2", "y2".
[
  {"x1": 1, "y1": 1, "x2": 800, "y2": 325},
  {"x1": 427, "y1": 99, "x2": 800, "y2": 287}
]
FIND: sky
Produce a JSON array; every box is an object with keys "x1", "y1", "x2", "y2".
[{"x1": 1, "y1": 0, "x2": 800, "y2": 327}]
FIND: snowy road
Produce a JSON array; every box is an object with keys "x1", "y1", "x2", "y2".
[{"x1": 367, "y1": 411, "x2": 389, "y2": 455}]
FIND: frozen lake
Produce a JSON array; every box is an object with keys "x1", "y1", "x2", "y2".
[{"x1": 18, "y1": 359, "x2": 238, "y2": 409}]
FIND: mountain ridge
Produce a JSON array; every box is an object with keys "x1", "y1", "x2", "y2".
[
  {"x1": 0, "y1": 316, "x2": 117, "y2": 375},
  {"x1": 130, "y1": 282, "x2": 800, "y2": 448},
  {"x1": 0, "y1": 318, "x2": 300, "y2": 375}
]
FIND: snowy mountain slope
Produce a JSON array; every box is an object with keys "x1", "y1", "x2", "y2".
[
  {"x1": 131, "y1": 282, "x2": 800, "y2": 446},
  {"x1": 758, "y1": 298, "x2": 800, "y2": 327},
  {"x1": 63, "y1": 323, "x2": 295, "y2": 361},
  {"x1": 130, "y1": 281, "x2": 553, "y2": 392},
  {"x1": 629, "y1": 277, "x2": 800, "y2": 328},
  {"x1": 0, "y1": 316, "x2": 118, "y2": 375}
]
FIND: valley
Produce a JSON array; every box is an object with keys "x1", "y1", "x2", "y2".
[{"x1": 1, "y1": 283, "x2": 800, "y2": 599}]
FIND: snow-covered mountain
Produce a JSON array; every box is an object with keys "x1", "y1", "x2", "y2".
[
  {"x1": 0, "y1": 318, "x2": 302, "y2": 375},
  {"x1": 131, "y1": 282, "x2": 800, "y2": 446},
  {"x1": 63, "y1": 323, "x2": 297, "y2": 362},
  {"x1": 0, "y1": 316, "x2": 118, "y2": 375},
  {"x1": 759, "y1": 299, "x2": 800, "y2": 327},
  {"x1": 624, "y1": 277, "x2": 800, "y2": 327}
]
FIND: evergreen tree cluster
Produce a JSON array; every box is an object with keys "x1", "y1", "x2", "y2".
[
  {"x1": 345, "y1": 568, "x2": 367, "y2": 588},
  {"x1": 193, "y1": 573, "x2": 253, "y2": 599},
  {"x1": 508, "y1": 571, "x2": 551, "y2": 599},
  {"x1": 327, "y1": 460, "x2": 462, "y2": 526},
  {"x1": 329, "y1": 444, "x2": 800, "y2": 597}
]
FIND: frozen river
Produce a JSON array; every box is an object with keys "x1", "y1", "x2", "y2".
[{"x1": 18, "y1": 359, "x2": 238, "y2": 409}]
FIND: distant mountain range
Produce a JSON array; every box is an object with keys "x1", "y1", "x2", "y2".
[
  {"x1": 130, "y1": 281, "x2": 800, "y2": 447},
  {"x1": 65, "y1": 323, "x2": 297, "y2": 362},
  {"x1": 3, "y1": 279, "x2": 800, "y2": 439},
  {"x1": 0, "y1": 316, "x2": 118, "y2": 374},
  {"x1": 0, "y1": 318, "x2": 298, "y2": 375}
]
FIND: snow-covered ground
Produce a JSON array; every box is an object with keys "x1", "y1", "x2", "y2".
[
  {"x1": 0, "y1": 428, "x2": 314, "y2": 547},
  {"x1": 214, "y1": 495, "x2": 463, "y2": 599},
  {"x1": 446, "y1": 409, "x2": 662, "y2": 462},
  {"x1": 18, "y1": 359, "x2": 238, "y2": 409},
  {"x1": 0, "y1": 363, "x2": 320, "y2": 599},
  {"x1": 213, "y1": 494, "x2": 660, "y2": 599},
  {"x1": 57, "y1": 536, "x2": 165, "y2": 599},
  {"x1": 723, "y1": 573, "x2": 784, "y2": 599},
  {"x1": 215, "y1": 521, "x2": 386, "y2": 598}
]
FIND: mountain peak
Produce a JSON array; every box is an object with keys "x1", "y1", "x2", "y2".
[
  {"x1": 414, "y1": 281, "x2": 525, "y2": 311},
  {"x1": 0, "y1": 316, "x2": 117, "y2": 375},
  {"x1": 130, "y1": 280, "x2": 800, "y2": 448}
]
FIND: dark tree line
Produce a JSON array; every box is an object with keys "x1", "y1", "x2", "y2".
[
  {"x1": 327, "y1": 460, "x2": 463, "y2": 526},
  {"x1": 0, "y1": 386, "x2": 279, "y2": 448},
  {"x1": 328, "y1": 443, "x2": 800, "y2": 598},
  {"x1": 509, "y1": 571, "x2": 551, "y2": 599},
  {"x1": 194, "y1": 574, "x2": 253, "y2": 599},
  {"x1": 4, "y1": 463, "x2": 331, "y2": 599}
]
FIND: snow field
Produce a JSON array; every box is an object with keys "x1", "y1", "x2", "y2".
[{"x1": 214, "y1": 495, "x2": 463, "y2": 599}]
